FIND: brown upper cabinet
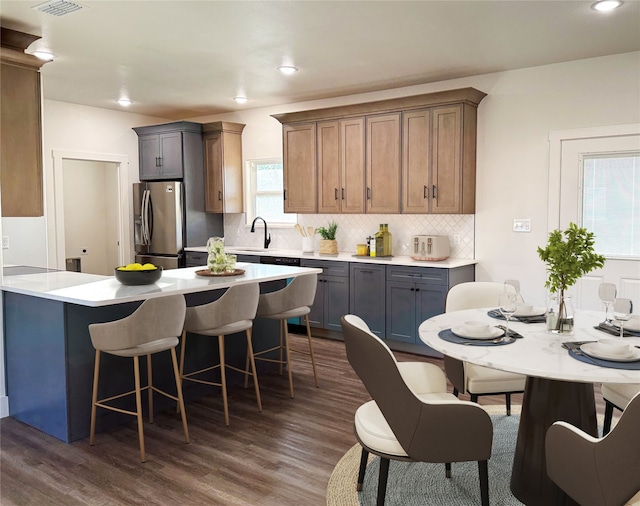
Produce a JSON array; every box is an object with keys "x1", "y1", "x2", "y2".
[
  {"x1": 203, "y1": 121, "x2": 245, "y2": 214},
  {"x1": 273, "y1": 87, "x2": 486, "y2": 215},
  {"x1": 0, "y1": 28, "x2": 49, "y2": 218}
]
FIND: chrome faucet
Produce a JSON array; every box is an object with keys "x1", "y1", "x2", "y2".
[{"x1": 250, "y1": 216, "x2": 271, "y2": 249}]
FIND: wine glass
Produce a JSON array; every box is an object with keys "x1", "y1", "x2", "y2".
[
  {"x1": 612, "y1": 298, "x2": 633, "y2": 338},
  {"x1": 598, "y1": 283, "x2": 617, "y2": 324},
  {"x1": 498, "y1": 292, "x2": 518, "y2": 342},
  {"x1": 504, "y1": 279, "x2": 521, "y2": 299}
]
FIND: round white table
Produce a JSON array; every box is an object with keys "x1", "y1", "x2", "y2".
[{"x1": 419, "y1": 308, "x2": 640, "y2": 506}]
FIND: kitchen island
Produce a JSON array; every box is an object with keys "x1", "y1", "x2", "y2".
[{"x1": 1, "y1": 263, "x2": 321, "y2": 442}]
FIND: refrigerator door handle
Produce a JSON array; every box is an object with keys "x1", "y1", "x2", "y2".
[
  {"x1": 142, "y1": 189, "x2": 150, "y2": 245},
  {"x1": 147, "y1": 193, "x2": 154, "y2": 243}
]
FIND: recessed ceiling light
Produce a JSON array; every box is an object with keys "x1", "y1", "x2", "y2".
[
  {"x1": 233, "y1": 96, "x2": 248, "y2": 104},
  {"x1": 31, "y1": 50, "x2": 55, "y2": 61},
  {"x1": 117, "y1": 98, "x2": 132, "y2": 107},
  {"x1": 278, "y1": 65, "x2": 298, "y2": 75},
  {"x1": 591, "y1": 0, "x2": 623, "y2": 11}
]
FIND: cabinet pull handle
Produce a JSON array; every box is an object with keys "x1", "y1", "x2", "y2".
[
  {"x1": 415, "y1": 288, "x2": 420, "y2": 292},
  {"x1": 361, "y1": 270, "x2": 373, "y2": 274},
  {"x1": 334, "y1": 188, "x2": 338, "y2": 200},
  {"x1": 432, "y1": 185, "x2": 437, "y2": 199},
  {"x1": 341, "y1": 188, "x2": 345, "y2": 200},
  {"x1": 424, "y1": 185, "x2": 428, "y2": 199},
  {"x1": 218, "y1": 190, "x2": 222, "y2": 201},
  {"x1": 155, "y1": 157, "x2": 160, "y2": 167},
  {"x1": 366, "y1": 187, "x2": 371, "y2": 200},
  {"x1": 283, "y1": 189, "x2": 287, "y2": 201},
  {"x1": 410, "y1": 287, "x2": 415, "y2": 291}
]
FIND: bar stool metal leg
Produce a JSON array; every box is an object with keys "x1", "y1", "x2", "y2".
[
  {"x1": 170, "y1": 347, "x2": 189, "y2": 443},
  {"x1": 147, "y1": 354, "x2": 154, "y2": 424},
  {"x1": 304, "y1": 315, "x2": 319, "y2": 388},
  {"x1": 133, "y1": 356, "x2": 146, "y2": 463},
  {"x1": 89, "y1": 350, "x2": 100, "y2": 446},
  {"x1": 218, "y1": 335, "x2": 230, "y2": 426}
]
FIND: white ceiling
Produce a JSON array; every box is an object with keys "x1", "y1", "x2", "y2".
[{"x1": 1, "y1": 0, "x2": 639, "y2": 120}]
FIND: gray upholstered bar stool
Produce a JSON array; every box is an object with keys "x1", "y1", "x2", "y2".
[
  {"x1": 88, "y1": 294, "x2": 189, "y2": 463},
  {"x1": 254, "y1": 273, "x2": 319, "y2": 399},
  {"x1": 180, "y1": 282, "x2": 261, "y2": 426}
]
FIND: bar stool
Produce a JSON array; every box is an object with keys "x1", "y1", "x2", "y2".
[
  {"x1": 88, "y1": 294, "x2": 189, "y2": 463},
  {"x1": 254, "y1": 273, "x2": 319, "y2": 398},
  {"x1": 180, "y1": 282, "x2": 261, "y2": 426}
]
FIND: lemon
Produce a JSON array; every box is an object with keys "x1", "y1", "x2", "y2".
[
  {"x1": 123, "y1": 263, "x2": 143, "y2": 271},
  {"x1": 140, "y1": 263, "x2": 157, "y2": 271}
]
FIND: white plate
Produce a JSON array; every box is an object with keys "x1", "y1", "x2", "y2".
[
  {"x1": 451, "y1": 326, "x2": 504, "y2": 340},
  {"x1": 514, "y1": 306, "x2": 546, "y2": 317},
  {"x1": 580, "y1": 343, "x2": 640, "y2": 362},
  {"x1": 612, "y1": 315, "x2": 640, "y2": 332}
]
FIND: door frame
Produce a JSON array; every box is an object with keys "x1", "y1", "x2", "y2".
[{"x1": 49, "y1": 150, "x2": 130, "y2": 270}]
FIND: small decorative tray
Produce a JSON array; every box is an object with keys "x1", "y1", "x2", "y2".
[{"x1": 195, "y1": 269, "x2": 245, "y2": 277}]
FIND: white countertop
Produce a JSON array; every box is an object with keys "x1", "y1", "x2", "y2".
[
  {"x1": 0, "y1": 263, "x2": 322, "y2": 307},
  {"x1": 186, "y1": 246, "x2": 477, "y2": 269},
  {"x1": 418, "y1": 308, "x2": 640, "y2": 384}
]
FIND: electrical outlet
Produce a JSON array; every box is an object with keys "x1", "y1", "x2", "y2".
[
  {"x1": 81, "y1": 247, "x2": 89, "y2": 255},
  {"x1": 513, "y1": 219, "x2": 531, "y2": 233},
  {"x1": 453, "y1": 235, "x2": 461, "y2": 245},
  {"x1": 2, "y1": 236, "x2": 8, "y2": 249}
]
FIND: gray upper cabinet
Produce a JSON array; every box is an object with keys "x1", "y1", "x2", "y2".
[{"x1": 134, "y1": 121, "x2": 204, "y2": 181}]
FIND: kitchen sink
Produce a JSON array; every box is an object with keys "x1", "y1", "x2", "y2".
[{"x1": 227, "y1": 246, "x2": 282, "y2": 253}]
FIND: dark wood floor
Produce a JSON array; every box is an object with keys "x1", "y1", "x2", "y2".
[{"x1": 1, "y1": 334, "x2": 614, "y2": 506}]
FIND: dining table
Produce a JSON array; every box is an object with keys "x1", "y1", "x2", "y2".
[{"x1": 418, "y1": 308, "x2": 640, "y2": 506}]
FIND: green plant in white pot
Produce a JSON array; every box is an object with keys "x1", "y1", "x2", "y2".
[{"x1": 537, "y1": 222, "x2": 606, "y2": 333}]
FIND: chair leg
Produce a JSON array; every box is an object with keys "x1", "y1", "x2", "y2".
[
  {"x1": 452, "y1": 387, "x2": 459, "y2": 397},
  {"x1": 283, "y1": 320, "x2": 295, "y2": 399},
  {"x1": 303, "y1": 315, "x2": 320, "y2": 388},
  {"x1": 357, "y1": 447, "x2": 369, "y2": 491},
  {"x1": 603, "y1": 401, "x2": 614, "y2": 436},
  {"x1": 147, "y1": 354, "x2": 154, "y2": 424},
  {"x1": 478, "y1": 460, "x2": 489, "y2": 506},
  {"x1": 170, "y1": 347, "x2": 189, "y2": 444},
  {"x1": 505, "y1": 392, "x2": 512, "y2": 416},
  {"x1": 218, "y1": 335, "x2": 230, "y2": 426},
  {"x1": 445, "y1": 462, "x2": 452, "y2": 478},
  {"x1": 244, "y1": 344, "x2": 251, "y2": 389},
  {"x1": 377, "y1": 458, "x2": 390, "y2": 506},
  {"x1": 470, "y1": 394, "x2": 478, "y2": 403},
  {"x1": 133, "y1": 356, "x2": 146, "y2": 463},
  {"x1": 245, "y1": 328, "x2": 262, "y2": 412},
  {"x1": 177, "y1": 330, "x2": 188, "y2": 413},
  {"x1": 89, "y1": 350, "x2": 100, "y2": 446},
  {"x1": 279, "y1": 320, "x2": 284, "y2": 376}
]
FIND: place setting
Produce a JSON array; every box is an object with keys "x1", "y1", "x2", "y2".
[
  {"x1": 593, "y1": 288, "x2": 640, "y2": 338},
  {"x1": 562, "y1": 338, "x2": 640, "y2": 370}
]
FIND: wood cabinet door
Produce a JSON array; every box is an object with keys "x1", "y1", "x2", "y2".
[
  {"x1": 366, "y1": 113, "x2": 401, "y2": 214},
  {"x1": 317, "y1": 121, "x2": 340, "y2": 214},
  {"x1": 204, "y1": 132, "x2": 224, "y2": 213},
  {"x1": 340, "y1": 117, "x2": 366, "y2": 213},
  {"x1": 283, "y1": 123, "x2": 317, "y2": 213},
  {"x1": 402, "y1": 110, "x2": 431, "y2": 213},
  {"x1": 431, "y1": 105, "x2": 462, "y2": 214}
]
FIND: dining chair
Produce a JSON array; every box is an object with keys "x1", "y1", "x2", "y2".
[
  {"x1": 444, "y1": 281, "x2": 527, "y2": 415},
  {"x1": 88, "y1": 294, "x2": 189, "y2": 463},
  {"x1": 254, "y1": 273, "x2": 319, "y2": 398},
  {"x1": 545, "y1": 391, "x2": 640, "y2": 506},
  {"x1": 341, "y1": 314, "x2": 493, "y2": 506},
  {"x1": 601, "y1": 382, "x2": 640, "y2": 436},
  {"x1": 180, "y1": 282, "x2": 261, "y2": 426}
]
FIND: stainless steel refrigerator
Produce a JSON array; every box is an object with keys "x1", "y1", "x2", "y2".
[{"x1": 134, "y1": 181, "x2": 184, "y2": 269}]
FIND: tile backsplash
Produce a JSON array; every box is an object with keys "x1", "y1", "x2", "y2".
[{"x1": 223, "y1": 214, "x2": 475, "y2": 259}]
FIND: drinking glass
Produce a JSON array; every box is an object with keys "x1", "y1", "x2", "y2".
[
  {"x1": 498, "y1": 292, "x2": 518, "y2": 342},
  {"x1": 612, "y1": 298, "x2": 633, "y2": 338},
  {"x1": 598, "y1": 283, "x2": 617, "y2": 324}
]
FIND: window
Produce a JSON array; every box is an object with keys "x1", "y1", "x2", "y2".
[
  {"x1": 245, "y1": 159, "x2": 296, "y2": 225},
  {"x1": 581, "y1": 152, "x2": 640, "y2": 258}
]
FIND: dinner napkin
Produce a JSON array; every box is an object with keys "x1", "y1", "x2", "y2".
[
  {"x1": 487, "y1": 309, "x2": 546, "y2": 324},
  {"x1": 438, "y1": 329, "x2": 515, "y2": 346},
  {"x1": 562, "y1": 341, "x2": 640, "y2": 371}
]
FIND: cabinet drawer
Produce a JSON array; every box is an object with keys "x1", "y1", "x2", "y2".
[
  {"x1": 185, "y1": 251, "x2": 207, "y2": 267},
  {"x1": 300, "y1": 258, "x2": 349, "y2": 277},
  {"x1": 386, "y1": 265, "x2": 449, "y2": 285}
]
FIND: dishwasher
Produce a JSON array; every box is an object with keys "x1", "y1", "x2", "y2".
[{"x1": 259, "y1": 255, "x2": 302, "y2": 324}]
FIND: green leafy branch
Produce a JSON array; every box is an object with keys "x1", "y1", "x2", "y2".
[{"x1": 317, "y1": 221, "x2": 338, "y2": 240}]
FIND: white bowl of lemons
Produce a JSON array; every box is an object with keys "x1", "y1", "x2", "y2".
[{"x1": 114, "y1": 263, "x2": 162, "y2": 285}]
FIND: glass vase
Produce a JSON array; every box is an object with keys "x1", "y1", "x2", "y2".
[
  {"x1": 206, "y1": 237, "x2": 226, "y2": 273},
  {"x1": 546, "y1": 293, "x2": 574, "y2": 334}
]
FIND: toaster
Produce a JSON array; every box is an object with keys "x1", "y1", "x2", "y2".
[{"x1": 411, "y1": 235, "x2": 450, "y2": 261}]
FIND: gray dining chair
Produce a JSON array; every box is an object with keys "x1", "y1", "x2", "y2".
[
  {"x1": 444, "y1": 281, "x2": 527, "y2": 415},
  {"x1": 180, "y1": 282, "x2": 261, "y2": 426},
  {"x1": 546, "y1": 391, "x2": 640, "y2": 506},
  {"x1": 254, "y1": 273, "x2": 319, "y2": 398},
  {"x1": 341, "y1": 314, "x2": 493, "y2": 506},
  {"x1": 88, "y1": 294, "x2": 189, "y2": 463},
  {"x1": 601, "y1": 382, "x2": 640, "y2": 436}
]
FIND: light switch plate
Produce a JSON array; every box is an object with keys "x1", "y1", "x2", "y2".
[
  {"x1": 2, "y1": 236, "x2": 8, "y2": 249},
  {"x1": 513, "y1": 219, "x2": 531, "y2": 232}
]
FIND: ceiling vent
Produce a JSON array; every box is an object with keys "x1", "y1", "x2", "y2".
[{"x1": 32, "y1": 0, "x2": 85, "y2": 16}]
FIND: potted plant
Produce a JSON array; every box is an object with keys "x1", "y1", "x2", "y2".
[
  {"x1": 317, "y1": 221, "x2": 338, "y2": 255},
  {"x1": 537, "y1": 222, "x2": 606, "y2": 333}
]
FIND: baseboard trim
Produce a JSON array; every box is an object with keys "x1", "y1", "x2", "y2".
[{"x1": 0, "y1": 395, "x2": 9, "y2": 418}]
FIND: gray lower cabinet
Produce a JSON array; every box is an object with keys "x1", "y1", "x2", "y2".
[
  {"x1": 385, "y1": 264, "x2": 474, "y2": 348},
  {"x1": 349, "y1": 263, "x2": 386, "y2": 338},
  {"x1": 185, "y1": 251, "x2": 207, "y2": 267},
  {"x1": 301, "y1": 259, "x2": 349, "y2": 332}
]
